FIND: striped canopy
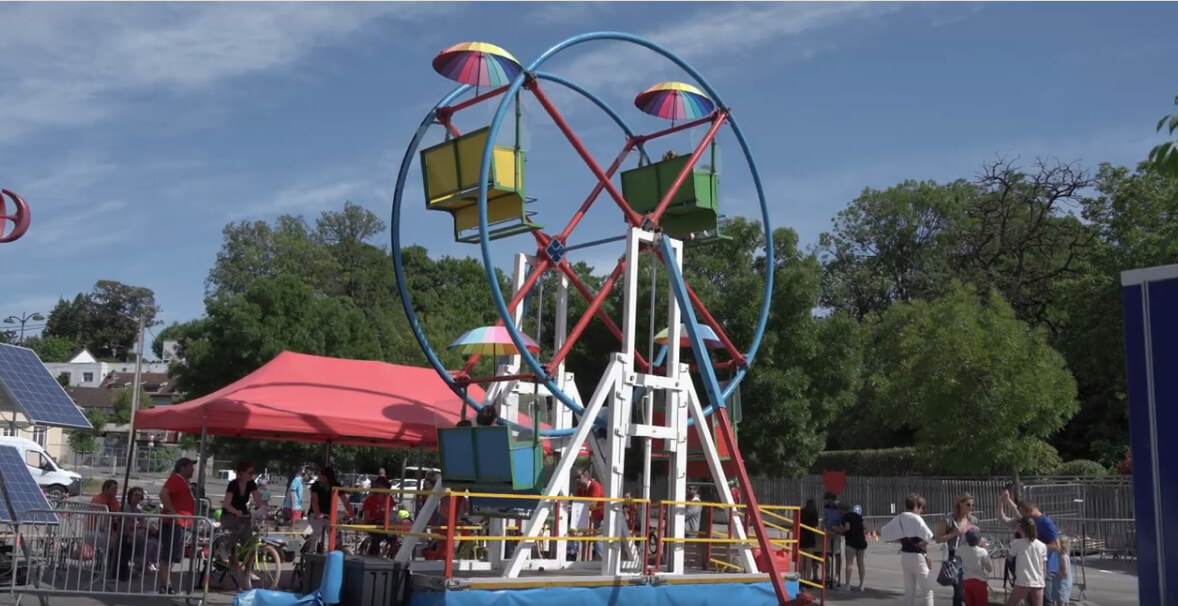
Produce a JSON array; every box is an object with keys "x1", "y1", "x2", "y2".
[
  {"x1": 432, "y1": 42, "x2": 523, "y2": 88},
  {"x1": 634, "y1": 81, "x2": 715, "y2": 121},
  {"x1": 449, "y1": 325, "x2": 540, "y2": 356}
]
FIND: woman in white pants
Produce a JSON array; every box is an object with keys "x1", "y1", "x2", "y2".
[{"x1": 880, "y1": 493, "x2": 935, "y2": 606}]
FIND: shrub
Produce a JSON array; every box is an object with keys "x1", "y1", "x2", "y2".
[{"x1": 1055, "y1": 459, "x2": 1109, "y2": 478}]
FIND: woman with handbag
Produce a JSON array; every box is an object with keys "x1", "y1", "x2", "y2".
[
  {"x1": 936, "y1": 493, "x2": 979, "y2": 606},
  {"x1": 880, "y1": 493, "x2": 935, "y2": 606}
]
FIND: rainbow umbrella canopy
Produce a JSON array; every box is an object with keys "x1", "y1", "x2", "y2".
[
  {"x1": 653, "y1": 324, "x2": 724, "y2": 349},
  {"x1": 432, "y1": 42, "x2": 523, "y2": 88},
  {"x1": 634, "y1": 81, "x2": 716, "y2": 121},
  {"x1": 449, "y1": 325, "x2": 541, "y2": 356}
]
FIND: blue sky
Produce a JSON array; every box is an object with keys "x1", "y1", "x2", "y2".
[{"x1": 2, "y1": 1, "x2": 1174, "y2": 338}]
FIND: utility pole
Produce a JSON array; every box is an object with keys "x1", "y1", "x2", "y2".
[{"x1": 120, "y1": 314, "x2": 146, "y2": 508}]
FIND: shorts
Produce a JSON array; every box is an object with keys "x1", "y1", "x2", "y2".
[
  {"x1": 845, "y1": 545, "x2": 866, "y2": 557},
  {"x1": 283, "y1": 508, "x2": 302, "y2": 521},
  {"x1": 827, "y1": 535, "x2": 844, "y2": 554},
  {"x1": 1046, "y1": 572, "x2": 1072, "y2": 602},
  {"x1": 158, "y1": 520, "x2": 186, "y2": 564}
]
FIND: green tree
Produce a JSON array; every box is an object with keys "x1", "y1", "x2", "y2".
[
  {"x1": 43, "y1": 281, "x2": 161, "y2": 361},
  {"x1": 111, "y1": 388, "x2": 152, "y2": 425},
  {"x1": 817, "y1": 179, "x2": 970, "y2": 319},
  {"x1": 68, "y1": 409, "x2": 109, "y2": 454},
  {"x1": 22, "y1": 334, "x2": 81, "y2": 362},
  {"x1": 1148, "y1": 95, "x2": 1178, "y2": 177},
  {"x1": 866, "y1": 285, "x2": 1078, "y2": 475},
  {"x1": 1049, "y1": 162, "x2": 1178, "y2": 462}
]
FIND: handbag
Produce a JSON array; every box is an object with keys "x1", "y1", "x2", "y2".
[
  {"x1": 936, "y1": 552, "x2": 962, "y2": 586},
  {"x1": 936, "y1": 517, "x2": 963, "y2": 586}
]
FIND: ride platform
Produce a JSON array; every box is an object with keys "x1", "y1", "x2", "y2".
[{"x1": 407, "y1": 569, "x2": 804, "y2": 606}]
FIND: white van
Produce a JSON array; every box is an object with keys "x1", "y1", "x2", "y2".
[{"x1": 0, "y1": 437, "x2": 82, "y2": 500}]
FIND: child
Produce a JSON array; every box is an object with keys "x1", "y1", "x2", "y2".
[
  {"x1": 1006, "y1": 517, "x2": 1047, "y2": 606},
  {"x1": 1048, "y1": 536, "x2": 1073, "y2": 606},
  {"x1": 960, "y1": 529, "x2": 992, "y2": 606}
]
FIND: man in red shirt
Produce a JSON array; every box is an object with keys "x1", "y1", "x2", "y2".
[
  {"x1": 574, "y1": 469, "x2": 605, "y2": 560},
  {"x1": 157, "y1": 457, "x2": 196, "y2": 594}
]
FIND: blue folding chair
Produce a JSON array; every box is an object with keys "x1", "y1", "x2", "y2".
[{"x1": 233, "y1": 550, "x2": 343, "y2": 606}]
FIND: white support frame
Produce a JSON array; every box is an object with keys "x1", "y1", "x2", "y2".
[{"x1": 454, "y1": 226, "x2": 753, "y2": 579}]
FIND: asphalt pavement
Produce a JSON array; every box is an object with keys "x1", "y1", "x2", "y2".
[{"x1": 0, "y1": 543, "x2": 1139, "y2": 606}]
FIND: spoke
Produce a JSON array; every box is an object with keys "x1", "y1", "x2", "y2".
[
  {"x1": 437, "y1": 85, "x2": 511, "y2": 121},
  {"x1": 632, "y1": 114, "x2": 715, "y2": 145},
  {"x1": 527, "y1": 80, "x2": 644, "y2": 227},
  {"x1": 557, "y1": 142, "x2": 636, "y2": 242},
  {"x1": 549, "y1": 258, "x2": 627, "y2": 370},
  {"x1": 553, "y1": 258, "x2": 652, "y2": 372}
]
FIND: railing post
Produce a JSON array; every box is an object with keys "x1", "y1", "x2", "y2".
[
  {"x1": 328, "y1": 487, "x2": 339, "y2": 552},
  {"x1": 444, "y1": 489, "x2": 457, "y2": 579}
]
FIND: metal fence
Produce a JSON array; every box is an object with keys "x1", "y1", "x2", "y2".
[
  {"x1": 6, "y1": 507, "x2": 214, "y2": 605},
  {"x1": 625, "y1": 474, "x2": 1136, "y2": 557}
]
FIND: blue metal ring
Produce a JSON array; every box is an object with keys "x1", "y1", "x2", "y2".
[{"x1": 474, "y1": 32, "x2": 775, "y2": 430}]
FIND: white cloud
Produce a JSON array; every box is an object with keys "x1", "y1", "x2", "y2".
[
  {"x1": 0, "y1": 2, "x2": 447, "y2": 144},
  {"x1": 545, "y1": 2, "x2": 908, "y2": 98}
]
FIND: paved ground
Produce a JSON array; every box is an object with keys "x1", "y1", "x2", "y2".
[{"x1": 0, "y1": 544, "x2": 1139, "y2": 606}]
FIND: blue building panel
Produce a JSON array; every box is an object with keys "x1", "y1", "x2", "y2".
[{"x1": 1121, "y1": 264, "x2": 1178, "y2": 606}]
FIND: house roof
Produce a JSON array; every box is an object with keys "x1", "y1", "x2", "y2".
[
  {"x1": 101, "y1": 372, "x2": 178, "y2": 395},
  {"x1": 66, "y1": 386, "x2": 117, "y2": 410}
]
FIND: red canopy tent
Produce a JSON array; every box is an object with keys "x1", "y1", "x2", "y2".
[{"x1": 135, "y1": 351, "x2": 502, "y2": 449}]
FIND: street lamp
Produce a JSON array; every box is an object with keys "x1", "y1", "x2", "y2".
[{"x1": 3, "y1": 312, "x2": 45, "y2": 345}]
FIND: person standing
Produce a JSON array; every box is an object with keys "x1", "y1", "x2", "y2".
[
  {"x1": 684, "y1": 485, "x2": 703, "y2": 535},
  {"x1": 880, "y1": 493, "x2": 934, "y2": 606},
  {"x1": 221, "y1": 461, "x2": 265, "y2": 550},
  {"x1": 822, "y1": 492, "x2": 845, "y2": 588},
  {"x1": 840, "y1": 503, "x2": 868, "y2": 591},
  {"x1": 157, "y1": 457, "x2": 196, "y2": 595},
  {"x1": 306, "y1": 466, "x2": 350, "y2": 554},
  {"x1": 1006, "y1": 517, "x2": 1048, "y2": 606},
  {"x1": 573, "y1": 469, "x2": 605, "y2": 560},
  {"x1": 936, "y1": 493, "x2": 979, "y2": 606},
  {"x1": 799, "y1": 499, "x2": 821, "y2": 584},
  {"x1": 959, "y1": 529, "x2": 993, "y2": 606},
  {"x1": 283, "y1": 467, "x2": 305, "y2": 524}
]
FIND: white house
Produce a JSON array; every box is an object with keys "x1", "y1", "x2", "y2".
[{"x1": 44, "y1": 349, "x2": 170, "y2": 388}]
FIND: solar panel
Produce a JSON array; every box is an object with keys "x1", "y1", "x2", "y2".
[
  {"x1": 0, "y1": 446, "x2": 58, "y2": 524},
  {"x1": 0, "y1": 343, "x2": 92, "y2": 429}
]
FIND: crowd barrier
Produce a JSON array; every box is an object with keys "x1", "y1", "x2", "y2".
[{"x1": 5, "y1": 506, "x2": 215, "y2": 605}]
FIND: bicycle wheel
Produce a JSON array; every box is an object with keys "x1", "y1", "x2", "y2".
[
  {"x1": 207, "y1": 534, "x2": 235, "y2": 587},
  {"x1": 248, "y1": 543, "x2": 283, "y2": 590}
]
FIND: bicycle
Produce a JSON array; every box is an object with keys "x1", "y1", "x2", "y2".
[{"x1": 207, "y1": 512, "x2": 283, "y2": 591}]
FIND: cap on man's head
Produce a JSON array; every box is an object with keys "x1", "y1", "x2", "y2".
[{"x1": 174, "y1": 457, "x2": 195, "y2": 472}]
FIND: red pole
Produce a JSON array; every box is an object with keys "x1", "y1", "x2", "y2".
[
  {"x1": 328, "y1": 487, "x2": 339, "y2": 552},
  {"x1": 549, "y1": 258, "x2": 627, "y2": 369},
  {"x1": 649, "y1": 112, "x2": 729, "y2": 223},
  {"x1": 712, "y1": 407, "x2": 791, "y2": 606},
  {"x1": 556, "y1": 142, "x2": 636, "y2": 241},
  {"x1": 632, "y1": 114, "x2": 716, "y2": 144},
  {"x1": 444, "y1": 491, "x2": 457, "y2": 579},
  {"x1": 437, "y1": 85, "x2": 510, "y2": 118},
  {"x1": 527, "y1": 81, "x2": 644, "y2": 227},
  {"x1": 548, "y1": 255, "x2": 652, "y2": 372}
]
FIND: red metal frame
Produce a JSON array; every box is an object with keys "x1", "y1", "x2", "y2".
[
  {"x1": 0, "y1": 189, "x2": 32, "y2": 244},
  {"x1": 712, "y1": 406, "x2": 792, "y2": 606}
]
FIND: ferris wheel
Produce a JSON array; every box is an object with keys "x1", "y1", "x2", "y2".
[{"x1": 390, "y1": 32, "x2": 797, "y2": 604}]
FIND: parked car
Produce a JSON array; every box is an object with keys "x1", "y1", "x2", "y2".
[{"x1": 0, "y1": 437, "x2": 83, "y2": 501}]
